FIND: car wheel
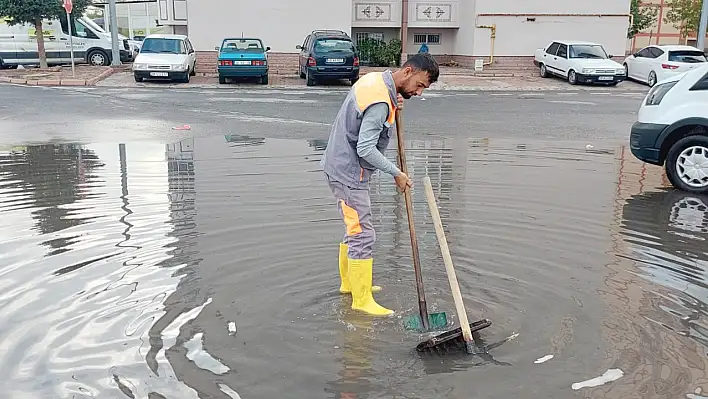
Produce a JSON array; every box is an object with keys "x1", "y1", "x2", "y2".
[
  {"x1": 181, "y1": 71, "x2": 190, "y2": 83},
  {"x1": 540, "y1": 63, "x2": 548, "y2": 78},
  {"x1": 261, "y1": 74, "x2": 269, "y2": 85},
  {"x1": 623, "y1": 63, "x2": 629, "y2": 79},
  {"x1": 306, "y1": 69, "x2": 315, "y2": 86},
  {"x1": 134, "y1": 73, "x2": 142, "y2": 83},
  {"x1": 648, "y1": 71, "x2": 657, "y2": 87},
  {"x1": 219, "y1": 75, "x2": 226, "y2": 84},
  {"x1": 299, "y1": 65, "x2": 306, "y2": 79},
  {"x1": 568, "y1": 70, "x2": 578, "y2": 85},
  {"x1": 350, "y1": 76, "x2": 359, "y2": 85},
  {"x1": 665, "y1": 135, "x2": 708, "y2": 194},
  {"x1": 87, "y1": 50, "x2": 109, "y2": 66},
  {"x1": 190, "y1": 66, "x2": 196, "y2": 76}
]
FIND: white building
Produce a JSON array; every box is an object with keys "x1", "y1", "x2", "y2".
[{"x1": 156, "y1": 0, "x2": 631, "y2": 68}]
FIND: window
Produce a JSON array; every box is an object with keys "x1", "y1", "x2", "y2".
[
  {"x1": 669, "y1": 50, "x2": 707, "y2": 63},
  {"x1": 413, "y1": 34, "x2": 440, "y2": 45},
  {"x1": 546, "y1": 42, "x2": 560, "y2": 55},
  {"x1": 58, "y1": 15, "x2": 99, "y2": 39},
  {"x1": 637, "y1": 47, "x2": 655, "y2": 58},
  {"x1": 557, "y1": 44, "x2": 568, "y2": 58},
  {"x1": 355, "y1": 32, "x2": 384, "y2": 46},
  {"x1": 648, "y1": 47, "x2": 665, "y2": 58},
  {"x1": 568, "y1": 44, "x2": 608, "y2": 59},
  {"x1": 221, "y1": 39, "x2": 263, "y2": 51},
  {"x1": 314, "y1": 38, "x2": 355, "y2": 53},
  {"x1": 139, "y1": 38, "x2": 186, "y2": 54}
]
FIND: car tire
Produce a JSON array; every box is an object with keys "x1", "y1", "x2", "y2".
[
  {"x1": 87, "y1": 49, "x2": 109, "y2": 66},
  {"x1": 539, "y1": 63, "x2": 548, "y2": 78},
  {"x1": 568, "y1": 70, "x2": 577, "y2": 85},
  {"x1": 665, "y1": 134, "x2": 708, "y2": 194},
  {"x1": 623, "y1": 63, "x2": 629, "y2": 79},
  {"x1": 190, "y1": 66, "x2": 196, "y2": 76},
  {"x1": 261, "y1": 74, "x2": 269, "y2": 85},
  {"x1": 306, "y1": 69, "x2": 315, "y2": 86},
  {"x1": 648, "y1": 71, "x2": 657, "y2": 87},
  {"x1": 219, "y1": 75, "x2": 226, "y2": 84},
  {"x1": 299, "y1": 66, "x2": 306, "y2": 79},
  {"x1": 350, "y1": 76, "x2": 359, "y2": 85},
  {"x1": 181, "y1": 71, "x2": 190, "y2": 83},
  {"x1": 134, "y1": 74, "x2": 142, "y2": 83}
]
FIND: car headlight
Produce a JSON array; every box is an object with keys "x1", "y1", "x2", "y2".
[
  {"x1": 616, "y1": 68, "x2": 625, "y2": 75},
  {"x1": 582, "y1": 68, "x2": 595, "y2": 74},
  {"x1": 171, "y1": 64, "x2": 186, "y2": 71},
  {"x1": 645, "y1": 81, "x2": 677, "y2": 106},
  {"x1": 133, "y1": 63, "x2": 147, "y2": 70}
]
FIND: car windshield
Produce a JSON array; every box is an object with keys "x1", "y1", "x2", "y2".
[
  {"x1": 668, "y1": 50, "x2": 707, "y2": 63},
  {"x1": 569, "y1": 45, "x2": 608, "y2": 59},
  {"x1": 139, "y1": 38, "x2": 184, "y2": 54},
  {"x1": 314, "y1": 38, "x2": 354, "y2": 53},
  {"x1": 221, "y1": 39, "x2": 264, "y2": 52}
]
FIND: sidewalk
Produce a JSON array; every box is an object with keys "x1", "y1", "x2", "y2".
[
  {"x1": 0, "y1": 65, "x2": 120, "y2": 86},
  {"x1": 98, "y1": 70, "x2": 649, "y2": 92}
]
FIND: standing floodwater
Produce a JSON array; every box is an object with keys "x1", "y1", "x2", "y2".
[{"x1": 1, "y1": 136, "x2": 707, "y2": 398}]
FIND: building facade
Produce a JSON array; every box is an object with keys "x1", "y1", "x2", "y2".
[
  {"x1": 157, "y1": 0, "x2": 631, "y2": 70},
  {"x1": 632, "y1": 0, "x2": 708, "y2": 52}
]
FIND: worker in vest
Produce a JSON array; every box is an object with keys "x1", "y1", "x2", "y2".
[{"x1": 321, "y1": 53, "x2": 440, "y2": 316}]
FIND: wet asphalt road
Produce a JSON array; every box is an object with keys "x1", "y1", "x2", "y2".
[
  {"x1": 11, "y1": 83, "x2": 708, "y2": 399},
  {"x1": 0, "y1": 84, "x2": 647, "y2": 145}
]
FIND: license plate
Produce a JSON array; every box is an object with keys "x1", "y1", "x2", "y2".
[
  {"x1": 598, "y1": 76, "x2": 613, "y2": 81},
  {"x1": 234, "y1": 60, "x2": 250, "y2": 65},
  {"x1": 327, "y1": 58, "x2": 344, "y2": 63},
  {"x1": 150, "y1": 72, "x2": 168, "y2": 77}
]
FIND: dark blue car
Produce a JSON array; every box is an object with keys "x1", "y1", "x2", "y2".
[{"x1": 216, "y1": 38, "x2": 270, "y2": 85}]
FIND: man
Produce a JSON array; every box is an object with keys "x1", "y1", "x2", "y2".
[{"x1": 321, "y1": 53, "x2": 440, "y2": 316}]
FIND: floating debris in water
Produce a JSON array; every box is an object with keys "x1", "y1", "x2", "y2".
[
  {"x1": 228, "y1": 322, "x2": 237, "y2": 335},
  {"x1": 184, "y1": 333, "x2": 230, "y2": 375},
  {"x1": 534, "y1": 355, "x2": 554, "y2": 364},
  {"x1": 218, "y1": 383, "x2": 242, "y2": 399},
  {"x1": 571, "y1": 369, "x2": 624, "y2": 390}
]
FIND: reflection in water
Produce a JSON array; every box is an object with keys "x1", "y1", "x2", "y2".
[{"x1": 7, "y1": 136, "x2": 708, "y2": 397}]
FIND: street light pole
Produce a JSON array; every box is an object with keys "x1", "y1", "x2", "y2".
[
  {"x1": 108, "y1": 0, "x2": 121, "y2": 66},
  {"x1": 698, "y1": 0, "x2": 708, "y2": 51}
]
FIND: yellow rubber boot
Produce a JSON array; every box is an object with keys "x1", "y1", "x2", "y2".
[
  {"x1": 339, "y1": 243, "x2": 381, "y2": 294},
  {"x1": 348, "y1": 258, "x2": 394, "y2": 316}
]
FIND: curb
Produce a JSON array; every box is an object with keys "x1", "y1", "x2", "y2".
[{"x1": 0, "y1": 67, "x2": 117, "y2": 87}]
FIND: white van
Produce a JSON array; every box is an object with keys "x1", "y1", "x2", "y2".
[{"x1": 0, "y1": 14, "x2": 133, "y2": 68}]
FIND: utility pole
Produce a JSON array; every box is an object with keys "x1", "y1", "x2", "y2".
[
  {"x1": 108, "y1": 0, "x2": 121, "y2": 66},
  {"x1": 699, "y1": 0, "x2": 708, "y2": 52}
]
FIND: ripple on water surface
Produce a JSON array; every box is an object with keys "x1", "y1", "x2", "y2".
[{"x1": 1, "y1": 136, "x2": 708, "y2": 398}]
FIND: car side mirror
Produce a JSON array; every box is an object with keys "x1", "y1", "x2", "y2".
[
  {"x1": 296, "y1": 45, "x2": 302, "y2": 50},
  {"x1": 189, "y1": 49, "x2": 194, "y2": 54},
  {"x1": 608, "y1": 54, "x2": 613, "y2": 58},
  {"x1": 633, "y1": 53, "x2": 638, "y2": 57},
  {"x1": 266, "y1": 46, "x2": 270, "y2": 51},
  {"x1": 215, "y1": 46, "x2": 219, "y2": 50}
]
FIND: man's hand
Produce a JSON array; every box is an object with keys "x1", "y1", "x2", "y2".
[
  {"x1": 394, "y1": 172, "x2": 413, "y2": 192},
  {"x1": 397, "y1": 94, "x2": 404, "y2": 111}
]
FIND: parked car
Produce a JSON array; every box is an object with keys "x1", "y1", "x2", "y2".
[
  {"x1": 533, "y1": 40, "x2": 626, "y2": 85},
  {"x1": 216, "y1": 37, "x2": 270, "y2": 85},
  {"x1": 296, "y1": 30, "x2": 359, "y2": 86},
  {"x1": 629, "y1": 63, "x2": 708, "y2": 194},
  {"x1": 0, "y1": 14, "x2": 131, "y2": 68},
  {"x1": 623, "y1": 44, "x2": 707, "y2": 87},
  {"x1": 132, "y1": 34, "x2": 196, "y2": 83}
]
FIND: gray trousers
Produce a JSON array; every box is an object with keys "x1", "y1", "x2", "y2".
[{"x1": 325, "y1": 173, "x2": 376, "y2": 259}]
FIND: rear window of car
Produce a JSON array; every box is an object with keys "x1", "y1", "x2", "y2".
[
  {"x1": 222, "y1": 39, "x2": 263, "y2": 51},
  {"x1": 314, "y1": 38, "x2": 355, "y2": 53},
  {"x1": 668, "y1": 50, "x2": 707, "y2": 63}
]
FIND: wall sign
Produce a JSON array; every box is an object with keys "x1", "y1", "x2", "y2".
[
  {"x1": 414, "y1": 3, "x2": 452, "y2": 22},
  {"x1": 354, "y1": 3, "x2": 392, "y2": 21}
]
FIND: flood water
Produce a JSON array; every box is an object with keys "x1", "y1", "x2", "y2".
[{"x1": 1, "y1": 135, "x2": 708, "y2": 399}]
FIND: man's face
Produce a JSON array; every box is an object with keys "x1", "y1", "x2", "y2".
[{"x1": 398, "y1": 67, "x2": 432, "y2": 99}]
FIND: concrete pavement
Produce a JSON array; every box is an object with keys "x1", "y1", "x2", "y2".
[{"x1": 0, "y1": 83, "x2": 645, "y2": 145}]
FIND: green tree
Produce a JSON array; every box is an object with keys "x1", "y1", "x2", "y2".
[
  {"x1": 628, "y1": 0, "x2": 659, "y2": 38},
  {"x1": 664, "y1": 0, "x2": 702, "y2": 41},
  {"x1": 0, "y1": 0, "x2": 92, "y2": 68}
]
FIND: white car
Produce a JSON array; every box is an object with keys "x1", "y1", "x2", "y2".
[
  {"x1": 623, "y1": 44, "x2": 707, "y2": 87},
  {"x1": 629, "y1": 63, "x2": 708, "y2": 193},
  {"x1": 533, "y1": 40, "x2": 626, "y2": 85},
  {"x1": 132, "y1": 34, "x2": 197, "y2": 83}
]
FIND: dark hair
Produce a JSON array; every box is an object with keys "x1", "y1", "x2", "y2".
[{"x1": 402, "y1": 52, "x2": 440, "y2": 84}]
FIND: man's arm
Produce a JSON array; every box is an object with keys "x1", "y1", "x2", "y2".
[{"x1": 356, "y1": 102, "x2": 401, "y2": 176}]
